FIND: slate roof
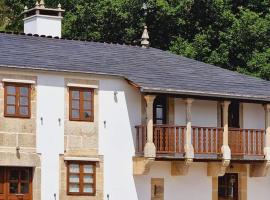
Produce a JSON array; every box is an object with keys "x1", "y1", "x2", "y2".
[{"x1": 0, "y1": 32, "x2": 270, "y2": 102}]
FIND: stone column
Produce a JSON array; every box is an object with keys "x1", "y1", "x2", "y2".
[
  {"x1": 144, "y1": 95, "x2": 156, "y2": 158},
  {"x1": 184, "y1": 98, "x2": 194, "y2": 160},
  {"x1": 264, "y1": 104, "x2": 270, "y2": 160},
  {"x1": 221, "y1": 101, "x2": 231, "y2": 161}
]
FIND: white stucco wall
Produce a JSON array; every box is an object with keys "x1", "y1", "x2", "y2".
[
  {"x1": 175, "y1": 99, "x2": 217, "y2": 127},
  {"x1": 135, "y1": 162, "x2": 212, "y2": 200},
  {"x1": 98, "y1": 78, "x2": 141, "y2": 200},
  {"x1": 243, "y1": 103, "x2": 265, "y2": 129},
  {"x1": 37, "y1": 75, "x2": 65, "y2": 200},
  {"x1": 248, "y1": 168, "x2": 270, "y2": 200}
]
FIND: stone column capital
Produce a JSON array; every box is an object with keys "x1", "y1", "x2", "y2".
[
  {"x1": 144, "y1": 95, "x2": 156, "y2": 105},
  {"x1": 186, "y1": 98, "x2": 194, "y2": 105},
  {"x1": 264, "y1": 104, "x2": 270, "y2": 111},
  {"x1": 221, "y1": 100, "x2": 231, "y2": 108}
]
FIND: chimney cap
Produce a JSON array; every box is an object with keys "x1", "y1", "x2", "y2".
[
  {"x1": 39, "y1": 0, "x2": 45, "y2": 8},
  {"x1": 141, "y1": 25, "x2": 150, "y2": 48}
]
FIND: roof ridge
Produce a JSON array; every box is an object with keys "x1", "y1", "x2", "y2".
[{"x1": 0, "y1": 31, "x2": 142, "y2": 48}]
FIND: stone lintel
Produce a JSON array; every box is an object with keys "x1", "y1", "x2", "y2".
[
  {"x1": 0, "y1": 152, "x2": 41, "y2": 167},
  {"x1": 133, "y1": 156, "x2": 154, "y2": 175}
]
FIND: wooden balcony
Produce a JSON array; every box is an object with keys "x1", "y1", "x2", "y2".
[
  {"x1": 135, "y1": 125, "x2": 265, "y2": 160},
  {"x1": 229, "y1": 129, "x2": 265, "y2": 158}
]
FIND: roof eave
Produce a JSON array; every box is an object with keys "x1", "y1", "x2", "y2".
[{"x1": 141, "y1": 87, "x2": 270, "y2": 103}]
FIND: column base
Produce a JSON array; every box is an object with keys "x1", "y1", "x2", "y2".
[
  {"x1": 264, "y1": 147, "x2": 270, "y2": 160},
  {"x1": 221, "y1": 145, "x2": 231, "y2": 160},
  {"x1": 184, "y1": 144, "x2": 194, "y2": 159},
  {"x1": 144, "y1": 142, "x2": 156, "y2": 158}
]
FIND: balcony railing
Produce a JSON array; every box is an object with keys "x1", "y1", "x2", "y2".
[
  {"x1": 135, "y1": 125, "x2": 265, "y2": 159},
  {"x1": 229, "y1": 129, "x2": 265, "y2": 156},
  {"x1": 192, "y1": 127, "x2": 223, "y2": 155},
  {"x1": 135, "y1": 125, "x2": 185, "y2": 155}
]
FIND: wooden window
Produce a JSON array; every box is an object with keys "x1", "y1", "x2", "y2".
[
  {"x1": 69, "y1": 87, "x2": 94, "y2": 122},
  {"x1": 67, "y1": 162, "x2": 96, "y2": 196},
  {"x1": 4, "y1": 83, "x2": 31, "y2": 118},
  {"x1": 153, "y1": 96, "x2": 167, "y2": 124},
  {"x1": 0, "y1": 167, "x2": 32, "y2": 200},
  {"x1": 218, "y1": 173, "x2": 238, "y2": 200}
]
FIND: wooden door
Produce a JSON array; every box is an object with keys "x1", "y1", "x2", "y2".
[
  {"x1": 0, "y1": 167, "x2": 32, "y2": 200},
  {"x1": 218, "y1": 173, "x2": 238, "y2": 200}
]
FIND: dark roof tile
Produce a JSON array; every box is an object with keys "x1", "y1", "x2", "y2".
[{"x1": 0, "y1": 32, "x2": 270, "y2": 101}]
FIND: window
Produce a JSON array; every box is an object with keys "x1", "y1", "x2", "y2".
[
  {"x1": 67, "y1": 162, "x2": 96, "y2": 196},
  {"x1": 153, "y1": 96, "x2": 167, "y2": 124},
  {"x1": 228, "y1": 101, "x2": 239, "y2": 128},
  {"x1": 4, "y1": 83, "x2": 31, "y2": 118},
  {"x1": 218, "y1": 173, "x2": 238, "y2": 200},
  {"x1": 69, "y1": 87, "x2": 94, "y2": 121},
  {"x1": 0, "y1": 167, "x2": 32, "y2": 200}
]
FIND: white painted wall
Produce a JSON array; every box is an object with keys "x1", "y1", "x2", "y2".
[
  {"x1": 37, "y1": 75, "x2": 65, "y2": 200},
  {"x1": 175, "y1": 99, "x2": 217, "y2": 127},
  {"x1": 248, "y1": 168, "x2": 270, "y2": 200},
  {"x1": 24, "y1": 15, "x2": 62, "y2": 37},
  {"x1": 243, "y1": 103, "x2": 265, "y2": 129},
  {"x1": 135, "y1": 162, "x2": 212, "y2": 200},
  {"x1": 98, "y1": 78, "x2": 141, "y2": 200}
]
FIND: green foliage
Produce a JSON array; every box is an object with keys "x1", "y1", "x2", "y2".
[{"x1": 1, "y1": 0, "x2": 270, "y2": 80}]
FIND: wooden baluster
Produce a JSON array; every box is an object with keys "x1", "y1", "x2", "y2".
[
  {"x1": 261, "y1": 130, "x2": 264, "y2": 155},
  {"x1": 218, "y1": 128, "x2": 222, "y2": 154},
  {"x1": 176, "y1": 127, "x2": 179, "y2": 153},
  {"x1": 192, "y1": 127, "x2": 196, "y2": 154},
  {"x1": 240, "y1": 129, "x2": 244, "y2": 155},
  {"x1": 165, "y1": 127, "x2": 169, "y2": 152},
  {"x1": 155, "y1": 128, "x2": 159, "y2": 153},
  {"x1": 213, "y1": 128, "x2": 217, "y2": 153},
  {"x1": 172, "y1": 127, "x2": 175, "y2": 153},
  {"x1": 208, "y1": 128, "x2": 212, "y2": 153},
  {"x1": 182, "y1": 127, "x2": 185, "y2": 153},
  {"x1": 250, "y1": 130, "x2": 254, "y2": 155},
  {"x1": 203, "y1": 128, "x2": 206, "y2": 153},
  {"x1": 255, "y1": 130, "x2": 258, "y2": 155},
  {"x1": 245, "y1": 129, "x2": 248, "y2": 155},
  {"x1": 198, "y1": 128, "x2": 202, "y2": 153}
]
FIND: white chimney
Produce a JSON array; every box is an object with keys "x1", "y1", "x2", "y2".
[{"x1": 23, "y1": 1, "x2": 64, "y2": 37}]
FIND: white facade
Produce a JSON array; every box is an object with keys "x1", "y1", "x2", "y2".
[
  {"x1": 0, "y1": 69, "x2": 269, "y2": 200},
  {"x1": 36, "y1": 75, "x2": 65, "y2": 200}
]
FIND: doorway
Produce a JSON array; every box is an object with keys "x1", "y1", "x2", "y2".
[
  {"x1": 0, "y1": 167, "x2": 32, "y2": 200},
  {"x1": 218, "y1": 173, "x2": 238, "y2": 200}
]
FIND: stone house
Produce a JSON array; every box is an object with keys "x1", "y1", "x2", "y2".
[{"x1": 0, "y1": 2, "x2": 270, "y2": 200}]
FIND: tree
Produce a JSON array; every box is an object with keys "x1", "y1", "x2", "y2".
[{"x1": 1, "y1": 0, "x2": 270, "y2": 79}]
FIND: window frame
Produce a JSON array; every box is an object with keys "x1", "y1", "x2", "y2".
[
  {"x1": 66, "y1": 161, "x2": 96, "y2": 196},
  {"x1": 4, "y1": 82, "x2": 31, "y2": 118},
  {"x1": 69, "y1": 87, "x2": 94, "y2": 122},
  {"x1": 153, "y1": 96, "x2": 167, "y2": 125}
]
